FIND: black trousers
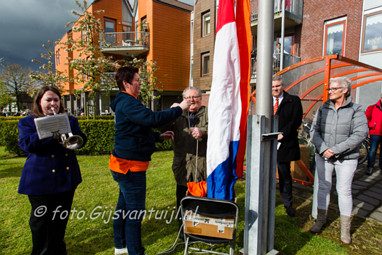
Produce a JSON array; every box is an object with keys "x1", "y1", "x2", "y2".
[
  {"x1": 176, "y1": 184, "x2": 188, "y2": 227},
  {"x1": 28, "y1": 191, "x2": 75, "y2": 255},
  {"x1": 277, "y1": 162, "x2": 293, "y2": 209}
]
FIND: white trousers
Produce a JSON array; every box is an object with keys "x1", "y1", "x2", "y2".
[{"x1": 315, "y1": 155, "x2": 358, "y2": 216}]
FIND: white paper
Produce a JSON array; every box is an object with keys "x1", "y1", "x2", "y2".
[{"x1": 34, "y1": 114, "x2": 71, "y2": 140}]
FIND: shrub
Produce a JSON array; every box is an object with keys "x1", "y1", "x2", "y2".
[
  {"x1": 0, "y1": 118, "x2": 172, "y2": 155},
  {"x1": 75, "y1": 115, "x2": 115, "y2": 120},
  {"x1": 77, "y1": 120, "x2": 115, "y2": 155},
  {"x1": 0, "y1": 120, "x2": 24, "y2": 156}
]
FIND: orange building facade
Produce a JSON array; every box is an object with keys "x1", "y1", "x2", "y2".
[{"x1": 55, "y1": 0, "x2": 193, "y2": 115}]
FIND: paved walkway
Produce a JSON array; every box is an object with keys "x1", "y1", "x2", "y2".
[{"x1": 292, "y1": 164, "x2": 382, "y2": 222}]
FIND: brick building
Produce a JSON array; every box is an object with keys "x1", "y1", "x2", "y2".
[
  {"x1": 250, "y1": 0, "x2": 382, "y2": 107},
  {"x1": 55, "y1": 0, "x2": 193, "y2": 115}
]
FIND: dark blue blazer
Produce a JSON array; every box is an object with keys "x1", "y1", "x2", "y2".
[
  {"x1": 110, "y1": 91, "x2": 182, "y2": 161},
  {"x1": 18, "y1": 115, "x2": 87, "y2": 195}
]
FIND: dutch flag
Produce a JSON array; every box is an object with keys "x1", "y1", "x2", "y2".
[{"x1": 207, "y1": 0, "x2": 251, "y2": 200}]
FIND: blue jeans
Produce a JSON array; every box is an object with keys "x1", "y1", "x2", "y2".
[
  {"x1": 111, "y1": 170, "x2": 146, "y2": 255},
  {"x1": 367, "y1": 135, "x2": 382, "y2": 169}
]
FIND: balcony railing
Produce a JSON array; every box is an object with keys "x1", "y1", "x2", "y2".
[
  {"x1": 251, "y1": 53, "x2": 301, "y2": 79},
  {"x1": 100, "y1": 31, "x2": 150, "y2": 49},
  {"x1": 251, "y1": 0, "x2": 303, "y2": 22}
]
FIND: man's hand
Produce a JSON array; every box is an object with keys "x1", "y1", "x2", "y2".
[{"x1": 190, "y1": 127, "x2": 202, "y2": 139}]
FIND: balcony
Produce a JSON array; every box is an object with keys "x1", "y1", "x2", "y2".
[
  {"x1": 251, "y1": 53, "x2": 301, "y2": 82},
  {"x1": 100, "y1": 31, "x2": 150, "y2": 57},
  {"x1": 251, "y1": 0, "x2": 303, "y2": 35}
]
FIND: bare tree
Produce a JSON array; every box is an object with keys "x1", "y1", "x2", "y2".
[{"x1": 0, "y1": 63, "x2": 33, "y2": 112}]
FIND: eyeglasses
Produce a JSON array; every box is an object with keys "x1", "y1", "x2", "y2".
[
  {"x1": 326, "y1": 87, "x2": 344, "y2": 92},
  {"x1": 184, "y1": 96, "x2": 201, "y2": 100}
]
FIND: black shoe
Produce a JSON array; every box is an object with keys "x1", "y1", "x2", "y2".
[
  {"x1": 365, "y1": 167, "x2": 373, "y2": 175},
  {"x1": 286, "y1": 206, "x2": 296, "y2": 217}
]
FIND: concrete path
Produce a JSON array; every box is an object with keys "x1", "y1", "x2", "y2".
[{"x1": 292, "y1": 165, "x2": 382, "y2": 222}]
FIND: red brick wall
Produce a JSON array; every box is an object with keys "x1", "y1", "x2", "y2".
[
  {"x1": 56, "y1": 0, "x2": 192, "y2": 94},
  {"x1": 300, "y1": 0, "x2": 363, "y2": 61},
  {"x1": 193, "y1": 0, "x2": 216, "y2": 92}
]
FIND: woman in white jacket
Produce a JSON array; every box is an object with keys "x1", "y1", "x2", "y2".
[{"x1": 310, "y1": 77, "x2": 368, "y2": 244}]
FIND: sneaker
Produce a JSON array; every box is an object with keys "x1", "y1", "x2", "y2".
[
  {"x1": 115, "y1": 247, "x2": 128, "y2": 255},
  {"x1": 365, "y1": 167, "x2": 373, "y2": 175}
]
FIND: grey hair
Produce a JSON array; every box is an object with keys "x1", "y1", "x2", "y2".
[
  {"x1": 272, "y1": 75, "x2": 283, "y2": 84},
  {"x1": 182, "y1": 86, "x2": 202, "y2": 97},
  {"x1": 330, "y1": 77, "x2": 352, "y2": 97}
]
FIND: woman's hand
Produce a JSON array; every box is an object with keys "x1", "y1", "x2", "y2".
[
  {"x1": 160, "y1": 131, "x2": 174, "y2": 141},
  {"x1": 323, "y1": 148, "x2": 335, "y2": 159},
  {"x1": 171, "y1": 99, "x2": 191, "y2": 111}
]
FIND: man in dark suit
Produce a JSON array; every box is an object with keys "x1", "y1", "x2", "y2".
[{"x1": 272, "y1": 75, "x2": 303, "y2": 217}]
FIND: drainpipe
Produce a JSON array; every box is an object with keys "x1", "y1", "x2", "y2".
[{"x1": 280, "y1": 0, "x2": 285, "y2": 70}]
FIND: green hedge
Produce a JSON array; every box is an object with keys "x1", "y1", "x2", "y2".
[
  {"x1": 77, "y1": 120, "x2": 115, "y2": 155},
  {"x1": 0, "y1": 120, "x2": 24, "y2": 156},
  {"x1": 0, "y1": 118, "x2": 172, "y2": 156},
  {"x1": 76, "y1": 115, "x2": 115, "y2": 120}
]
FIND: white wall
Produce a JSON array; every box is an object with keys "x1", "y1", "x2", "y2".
[{"x1": 357, "y1": 0, "x2": 382, "y2": 108}]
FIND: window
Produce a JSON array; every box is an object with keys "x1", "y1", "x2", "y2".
[
  {"x1": 201, "y1": 52, "x2": 210, "y2": 76},
  {"x1": 362, "y1": 11, "x2": 382, "y2": 52},
  {"x1": 323, "y1": 18, "x2": 346, "y2": 56},
  {"x1": 81, "y1": 30, "x2": 88, "y2": 42},
  {"x1": 123, "y1": 25, "x2": 132, "y2": 41},
  {"x1": 275, "y1": 35, "x2": 293, "y2": 54},
  {"x1": 202, "y1": 11, "x2": 211, "y2": 37},
  {"x1": 55, "y1": 49, "x2": 60, "y2": 65},
  {"x1": 104, "y1": 18, "x2": 116, "y2": 44}
]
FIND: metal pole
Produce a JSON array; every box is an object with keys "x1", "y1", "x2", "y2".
[
  {"x1": 243, "y1": 0, "x2": 276, "y2": 254},
  {"x1": 256, "y1": 0, "x2": 274, "y2": 118},
  {"x1": 280, "y1": 0, "x2": 285, "y2": 70}
]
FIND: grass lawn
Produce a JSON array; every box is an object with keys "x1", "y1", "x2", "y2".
[{"x1": 0, "y1": 146, "x2": 381, "y2": 254}]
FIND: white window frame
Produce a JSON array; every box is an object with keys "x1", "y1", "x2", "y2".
[
  {"x1": 202, "y1": 11, "x2": 211, "y2": 37},
  {"x1": 201, "y1": 52, "x2": 210, "y2": 76},
  {"x1": 322, "y1": 17, "x2": 347, "y2": 56},
  {"x1": 361, "y1": 8, "x2": 382, "y2": 53}
]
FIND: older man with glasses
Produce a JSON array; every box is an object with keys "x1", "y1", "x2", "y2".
[{"x1": 161, "y1": 86, "x2": 208, "y2": 233}]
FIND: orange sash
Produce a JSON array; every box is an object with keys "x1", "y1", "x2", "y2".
[{"x1": 109, "y1": 154, "x2": 149, "y2": 174}]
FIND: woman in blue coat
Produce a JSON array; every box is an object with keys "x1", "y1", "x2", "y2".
[
  {"x1": 109, "y1": 66, "x2": 190, "y2": 255},
  {"x1": 18, "y1": 86, "x2": 87, "y2": 255}
]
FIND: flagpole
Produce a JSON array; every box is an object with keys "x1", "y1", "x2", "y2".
[
  {"x1": 256, "y1": 0, "x2": 274, "y2": 119},
  {"x1": 244, "y1": 0, "x2": 277, "y2": 254}
]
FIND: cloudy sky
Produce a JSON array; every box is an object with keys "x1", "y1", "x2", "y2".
[
  {"x1": 0, "y1": 0, "x2": 195, "y2": 71},
  {"x1": 0, "y1": 0, "x2": 79, "y2": 70}
]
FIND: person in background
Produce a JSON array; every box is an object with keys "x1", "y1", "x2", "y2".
[
  {"x1": 272, "y1": 75, "x2": 303, "y2": 217},
  {"x1": 17, "y1": 86, "x2": 87, "y2": 255},
  {"x1": 365, "y1": 94, "x2": 382, "y2": 175},
  {"x1": 109, "y1": 66, "x2": 190, "y2": 255},
  {"x1": 310, "y1": 77, "x2": 368, "y2": 244}
]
